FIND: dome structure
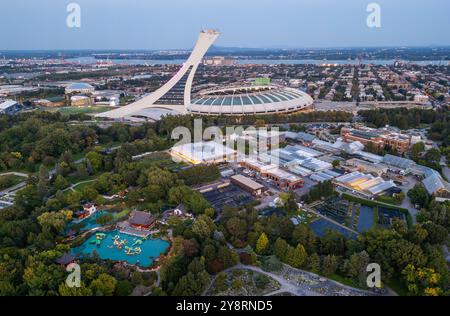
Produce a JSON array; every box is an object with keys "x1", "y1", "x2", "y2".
[{"x1": 189, "y1": 84, "x2": 313, "y2": 115}]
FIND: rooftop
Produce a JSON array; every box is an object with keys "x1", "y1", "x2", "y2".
[{"x1": 231, "y1": 174, "x2": 264, "y2": 191}]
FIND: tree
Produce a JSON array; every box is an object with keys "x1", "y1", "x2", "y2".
[
  {"x1": 115, "y1": 280, "x2": 133, "y2": 296},
  {"x1": 402, "y1": 264, "x2": 442, "y2": 296},
  {"x1": 286, "y1": 244, "x2": 307, "y2": 268},
  {"x1": 260, "y1": 255, "x2": 282, "y2": 272},
  {"x1": 58, "y1": 282, "x2": 92, "y2": 296},
  {"x1": 408, "y1": 184, "x2": 430, "y2": 209},
  {"x1": 345, "y1": 251, "x2": 370, "y2": 287},
  {"x1": 332, "y1": 159, "x2": 340, "y2": 168},
  {"x1": 273, "y1": 238, "x2": 288, "y2": 261},
  {"x1": 424, "y1": 148, "x2": 441, "y2": 165},
  {"x1": 226, "y1": 217, "x2": 247, "y2": 243},
  {"x1": 54, "y1": 175, "x2": 69, "y2": 190},
  {"x1": 306, "y1": 253, "x2": 321, "y2": 273},
  {"x1": 192, "y1": 215, "x2": 216, "y2": 239},
  {"x1": 256, "y1": 232, "x2": 269, "y2": 254},
  {"x1": 89, "y1": 273, "x2": 117, "y2": 296},
  {"x1": 95, "y1": 213, "x2": 113, "y2": 225},
  {"x1": 411, "y1": 142, "x2": 425, "y2": 160},
  {"x1": 15, "y1": 184, "x2": 42, "y2": 212},
  {"x1": 291, "y1": 225, "x2": 317, "y2": 254},
  {"x1": 86, "y1": 151, "x2": 103, "y2": 173},
  {"x1": 279, "y1": 191, "x2": 298, "y2": 212},
  {"x1": 321, "y1": 255, "x2": 339, "y2": 276},
  {"x1": 37, "y1": 210, "x2": 73, "y2": 234}
]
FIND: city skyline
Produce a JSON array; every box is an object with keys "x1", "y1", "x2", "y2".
[{"x1": 1, "y1": 0, "x2": 450, "y2": 50}]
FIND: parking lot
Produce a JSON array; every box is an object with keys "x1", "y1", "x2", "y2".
[{"x1": 202, "y1": 183, "x2": 256, "y2": 211}]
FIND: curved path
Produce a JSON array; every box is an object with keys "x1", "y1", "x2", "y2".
[{"x1": 203, "y1": 263, "x2": 386, "y2": 297}]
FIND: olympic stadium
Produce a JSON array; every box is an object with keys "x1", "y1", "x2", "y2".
[{"x1": 97, "y1": 30, "x2": 314, "y2": 121}]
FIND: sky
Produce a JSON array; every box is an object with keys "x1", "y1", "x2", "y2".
[{"x1": 1, "y1": 0, "x2": 449, "y2": 50}]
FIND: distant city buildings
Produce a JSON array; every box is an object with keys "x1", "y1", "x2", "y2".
[{"x1": 203, "y1": 56, "x2": 237, "y2": 67}]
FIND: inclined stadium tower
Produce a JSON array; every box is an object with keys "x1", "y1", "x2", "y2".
[{"x1": 97, "y1": 30, "x2": 314, "y2": 121}]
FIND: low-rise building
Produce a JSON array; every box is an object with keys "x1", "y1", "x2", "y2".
[
  {"x1": 0, "y1": 100, "x2": 21, "y2": 115},
  {"x1": 343, "y1": 158, "x2": 388, "y2": 176},
  {"x1": 239, "y1": 158, "x2": 303, "y2": 190},
  {"x1": 170, "y1": 141, "x2": 237, "y2": 165},
  {"x1": 334, "y1": 171, "x2": 396, "y2": 197},
  {"x1": 341, "y1": 126, "x2": 411, "y2": 154},
  {"x1": 230, "y1": 174, "x2": 265, "y2": 196},
  {"x1": 65, "y1": 82, "x2": 95, "y2": 94},
  {"x1": 128, "y1": 211, "x2": 156, "y2": 230},
  {"x1": 70, "y1": 95, "x2": 92, "y2": 106}
]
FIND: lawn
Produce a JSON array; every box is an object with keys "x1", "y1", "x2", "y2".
[
  {"x1": 0, "y1": 174, "x2": 27, "y2": 191},
  {"x1": 73, "y1": 180, "x2": 96, "y2": 192},
  {"x1": 386, "y1": 278, "x2": 409, "y2": 296}
]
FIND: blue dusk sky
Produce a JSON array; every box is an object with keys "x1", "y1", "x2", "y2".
[{"x1": 1, "y1": 0, "x2": 449, "y2": 50}]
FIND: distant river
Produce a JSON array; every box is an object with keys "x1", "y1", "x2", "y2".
[{"x1": 66, "y1": 57, "x2": 446, "y2": 66}]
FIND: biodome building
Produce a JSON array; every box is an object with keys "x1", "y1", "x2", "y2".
[{"x1": 97, "y1": 30, "x2": 314, "y2": 121}]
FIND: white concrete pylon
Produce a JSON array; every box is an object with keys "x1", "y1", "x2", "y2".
[{"x1": 96, "y1": 29, "x2": 220, "y2": 119}]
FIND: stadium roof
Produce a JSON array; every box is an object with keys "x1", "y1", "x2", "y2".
[
  {"x1": 192, "y1": 86, "x2": 306, "y2": 106},
  {"x1": 189, "y1": 85, "x2": 313, "y2": 115}
]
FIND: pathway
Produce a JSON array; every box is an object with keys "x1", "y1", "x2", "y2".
[{"x1": 203, "y1": 263, "x2": 386, "y2": 297}]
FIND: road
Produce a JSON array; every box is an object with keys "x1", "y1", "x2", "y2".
[{"x1": 397, "y1": 175, "x2": 419, "y2": 223}]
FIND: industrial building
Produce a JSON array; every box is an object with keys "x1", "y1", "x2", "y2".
[
  {"x1": 239, "y1": 158, "x2": 304, "y2": 190},
  {"x1": 343, "y1": 158, "x2": 388, "y2": 176},
  {"x1": 230, "y1": 174, "x2": 265, "y2": 196},
  {"x1": 0, "y1": 100, "x2": 21, "y2": 115},
  {"x1": 170, "y1": 141, "x2": 237, "y2": 165},
  {"x1": 422, "y1": 173, "x2": 450, "y2": 200}
]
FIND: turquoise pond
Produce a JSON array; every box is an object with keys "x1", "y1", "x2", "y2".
[
  {"x1": 67, "y1": 210, "x2": 107, "y2": 232},
  {"x1": 72, "y1": 230, "x2": 170, "y2": 267}
]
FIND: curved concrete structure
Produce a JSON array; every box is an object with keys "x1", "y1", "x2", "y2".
[
  {"x1": 97, "y1": 29, "x2": 220, "y2": 119},
  {"x1": 97, "y1": 30, "x2": 313, "y2": 120}
]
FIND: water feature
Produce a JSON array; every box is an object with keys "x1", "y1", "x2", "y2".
[
  {"x1": 72, "y1": 230, "x2": 170, "y2": 267},
  {"x1": 67, "y1": 210, "x2": 107, "y2": 232}
]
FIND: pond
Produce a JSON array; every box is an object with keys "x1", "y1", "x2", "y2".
[
  {"x1": 309, "y1": 218, "x2": 357, "y2": 240},
  {"x1": 67, "y1": 210, "x2": 111, "y2": 233},
  {"x1": 72, "y1": 230, "x2": 170, "y2": 267}
]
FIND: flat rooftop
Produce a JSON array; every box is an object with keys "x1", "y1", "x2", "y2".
[{"x1": 231, "y1": 174, "x2": 264, "y2": 191}]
